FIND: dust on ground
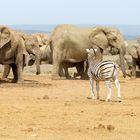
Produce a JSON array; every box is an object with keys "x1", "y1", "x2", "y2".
[{"x1": 0, "y1": 55, "x2": 140, "y2": 140}]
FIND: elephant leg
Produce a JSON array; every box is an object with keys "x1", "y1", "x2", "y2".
[
  {"x1": 1, "y1": 65, "x2": 11, "y2": 81},
  {"x1": 59, "y1": 63, "x2": 65, "y2": 77},
  {"x1": 83, "y1": 60, "x2": 89, "y2": 79},
  {"x1": 52, "y1": 49, "x2": 64, "y2": 80},
  {"x1": 131, "y1": 60, "x2": 136, "y2": 79},
  {"x1": 75, "y1": 61, "x2": 88, "y2": 79},
  {"x1": 17, "y1": 64, "x2": 24, "y2": 83},
  {"x1": 10, "y1": 63, "x2": 18, "y2": 83},
  {"x1": 74, "y1": 63, "x2": 83, "y2": 78},
  {"x1": 63, "y1": 65, "x2": 72, "y2": 79},
  {"x1": 15, "y1": 55, "x2": 24, "y2": 83},
  {"x1": 35, "y1": 58, "x2": 41, "y2": 75},
  {"x1": 52, "y1": 59, "x2": 61, "y2": 80}
]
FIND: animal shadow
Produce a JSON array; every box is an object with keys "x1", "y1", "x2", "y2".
[{"x1": 87, "y1": 97, "x2": 122, "y2": 103}]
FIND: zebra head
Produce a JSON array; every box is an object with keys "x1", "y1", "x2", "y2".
[
  {"x1": 86, "y1": 48, "x2": 98, "y2": 62},
  {"x1": 86, "y1": 47, "x2": 103, "y2": 65}
]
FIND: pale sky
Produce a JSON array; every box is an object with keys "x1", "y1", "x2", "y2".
[{"x1": 0, "y1": 0, "x2": 140, "y2": 25}]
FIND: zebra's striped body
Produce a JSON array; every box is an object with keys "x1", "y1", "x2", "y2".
[
  {"x1": 86, "y1": 48, "x2": 121, "y2": 101},
  {"x1": 88, "y1": 60, "x2": 119, "y2": 81}
]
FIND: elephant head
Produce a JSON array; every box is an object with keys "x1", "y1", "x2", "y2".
[
  {"x1": 24, "y1": 36, "x2": 41, "y2": 75},
  {"x1": 32, "y1": 33, "x2": 49, "y2": 47},
  {"x1": 89, "y1": 27, "x2": 126, "y2": 77},
  {"x1": 0, "y1": 27, "x2": 12, "y2": 48}
]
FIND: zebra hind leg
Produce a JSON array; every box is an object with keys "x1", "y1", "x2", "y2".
[
  {"x1": 114, "y1": 78, "x2": 121, "y2": 101},
  {"x1": 105, "y1": 80, "x2": 112, "y2": 102},
  {"x1": 89, "y1": 78, "x2": 95, "y2": 99},
  {"x1": 96, "y1": 81, "x2": 100, "y2": 100}
]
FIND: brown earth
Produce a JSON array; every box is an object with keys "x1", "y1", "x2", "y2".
[{"x1": 0, "y1": 62, "x2": 140, "y2": 140}]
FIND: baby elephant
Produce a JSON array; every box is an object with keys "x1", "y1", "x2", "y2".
[{"x1": 86, "y1": 48, "x2": 121, "y2": 102}]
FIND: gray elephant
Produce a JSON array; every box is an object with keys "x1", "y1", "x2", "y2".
[
  {"x1": 0, "y1": 26, "x2": 26, "y2": 83},
  {"x1": 47, "y1": 25, "x2": 126, "y2": 79},
  {"x1": 1, "y1": 32, "x2": 42, "y2": 81},
  {"x1": 7, "y1": 31, "x2": 42, "y2": 75},
  {"x1": 125, "y1": 40, "x2": 140, "y2": 78},
  {"x1": 33, "y1": 33, "x2": 89, "y2": 79},
  {"x1": 24, "y1": 35, "x2": 42, "y2": 74}
]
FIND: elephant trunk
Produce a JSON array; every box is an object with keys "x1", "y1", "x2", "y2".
[
  {"x1": 34, "y1": 48, "x2": 41, "y2": 75},
  {"x1": 119, "y1": 47, "x2": 126, "y2": 77},
  {"x1": 26, "y1": 47, "x2": 41, "y2": 75}
]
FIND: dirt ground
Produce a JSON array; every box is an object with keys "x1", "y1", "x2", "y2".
[{"x1": 0, "y1": 63, "x2": 140, "y2": 140}]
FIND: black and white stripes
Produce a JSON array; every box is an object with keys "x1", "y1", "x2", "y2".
[
  {"x1": 88, "y1": 61, "x2": 119, "y2": 81},
  {"x1": 86, "y1": 48, "x2": 121, "y2": 101}
]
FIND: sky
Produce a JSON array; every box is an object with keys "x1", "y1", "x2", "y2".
[{"x1": 0, "y1": 0, "x2": 140, "y2": 25}]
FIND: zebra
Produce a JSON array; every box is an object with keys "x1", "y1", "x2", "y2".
[{"x1": 86, "y1": 48, "x2": 121, "y2": 102}]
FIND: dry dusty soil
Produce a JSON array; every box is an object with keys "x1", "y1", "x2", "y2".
[{"x1": 0, "y1": 63, "x2": 140, "y2": 140}]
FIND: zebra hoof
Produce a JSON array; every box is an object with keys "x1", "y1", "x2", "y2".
[
  {"x1": 87, "y1": 97, "x2": 92, "y2": 99},
  {"x1": 87, "y1": 96, "x2": 96, "y2": 100},
  {"x1": 117, "y1": 97, "x2": 122, "y2": 102},
  {"x1": 105, "y1": 99, "x2": 111, "y2": 102},
  {"x1": 92, "y1": 97, "x2": 96, "y2": 100}
]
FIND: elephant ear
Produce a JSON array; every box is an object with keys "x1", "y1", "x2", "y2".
[
  {"x1": 127, "y1": 45, "x2": 138, "y2": 58},
  {"x1": 89, "y1": 27, "x2": 108, "y2": 50},
  {"x1": 103, "y1": 28, "x2": 124, "y2": 49},
  {"x1": 0, "y1": 27, "x2": 11, "y2": 48}
]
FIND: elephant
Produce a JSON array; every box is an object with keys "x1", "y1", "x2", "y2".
[
  {"x1": 0, "y1": 26, "x2": 26, "y2": 83},
  {"x1": 33, "y1": 33, "x2": 89, "y2": 79},
  {"x1": 1, "y1": 32, "x2": 42, "y2": 81},
  {"x1": 124, "y1": 40, "x2": 140, "y2": 78},
  {"x1": 10, "y1": 31, "x2": 42, "y2": 75},
  {"x1": 47, "y1": 25, "x2": 126, "y2": 79},
  {"x1": 24, "y1": 35, "x2": 42, "y2": 75}
]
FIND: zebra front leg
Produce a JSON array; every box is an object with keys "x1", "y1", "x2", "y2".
[
  {"x1": 105, "y1": 80, "x2": 112, "y2": 102},
  {"x1": 115, "y1": 78, "x2": 121, "y2": 101},
  {"x1": 96, "y1": 81, "x2": 100, "y2": 100},
  {"x1": 89, "y1": 78, "x2": 95, "y2": 99}
]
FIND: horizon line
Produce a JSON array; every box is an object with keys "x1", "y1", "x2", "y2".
[{"x1": 5, "y1": 23, "x2": 140, "y2": 26}]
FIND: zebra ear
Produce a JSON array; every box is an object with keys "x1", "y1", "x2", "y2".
[
  {"x1": 94, "y1": 48, "x2": 97, "y2": 52},
  {"x1": 86, "y1": 49, "x2": 90, "y2": 53}
]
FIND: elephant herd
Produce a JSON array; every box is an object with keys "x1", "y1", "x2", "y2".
[{"x1": 0, "y1": 24, "x2": 139, "y2": 83}]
